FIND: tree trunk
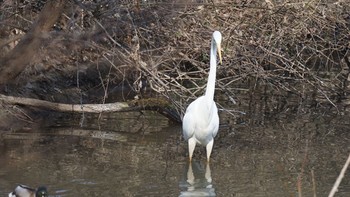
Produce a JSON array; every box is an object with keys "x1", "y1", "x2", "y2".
[{"x1": 0, "y1": 0, "x2": 67, "y2": 84}]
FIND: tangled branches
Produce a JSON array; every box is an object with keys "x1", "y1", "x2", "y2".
[
  {"x1": 1, "y1": 0, "x2": 349, "y2": 119},
  {"x1": 132, "y1": 1, "x2": 350, "y2": 116}
]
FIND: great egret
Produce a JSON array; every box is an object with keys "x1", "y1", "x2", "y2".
[{"x1": 182, "y1": 31, "x2": 222, "y2": 162}]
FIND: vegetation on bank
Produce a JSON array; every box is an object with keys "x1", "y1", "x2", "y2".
[{"x1": 0, "y1": 0, "x2": 349, "y2": 119}]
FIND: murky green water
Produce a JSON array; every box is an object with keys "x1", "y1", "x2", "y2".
[{"x1": 0, "y1": 110, "x2": 349, "y2": 196}]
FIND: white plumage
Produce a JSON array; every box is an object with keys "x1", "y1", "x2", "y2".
[{"x1": 182, "y1": 31, "x2": 222, "y2": 162}]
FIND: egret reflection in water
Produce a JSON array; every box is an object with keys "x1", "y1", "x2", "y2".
[{"x1": 179, "y1": 161, "x2": 216, "y2": 197}]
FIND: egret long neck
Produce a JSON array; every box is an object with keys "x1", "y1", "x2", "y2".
[{"x1": 205, "y1": 38, "x2": 217, "y2": 101}]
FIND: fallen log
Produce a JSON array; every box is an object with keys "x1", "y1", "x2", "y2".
[{"x1": 0, "y1": 94, "x2": 181, "y2": 123}]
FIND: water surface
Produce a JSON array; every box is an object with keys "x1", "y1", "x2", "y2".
[{"x1": 0, "y1": 110, "x2": 349, "y2": 196}]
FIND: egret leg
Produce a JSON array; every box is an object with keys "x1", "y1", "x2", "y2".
[
  {"x1": 205, "y1": 163, "x2": 212, "y2": 183},
  {"x1": 188, "y1": 137, "x2": 196, "y2": 162},
  {"x1": 206, "y1": 139, "x2": 214, "y2": 162}
]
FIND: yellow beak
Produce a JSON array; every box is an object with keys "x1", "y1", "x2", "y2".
[{"x1": 217, "y1": 43, "x2": 222, "y2": 64}]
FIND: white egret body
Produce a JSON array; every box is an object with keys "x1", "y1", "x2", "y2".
[{"x1": 182, "y1": 31, "x2": 222, "y2": 162}]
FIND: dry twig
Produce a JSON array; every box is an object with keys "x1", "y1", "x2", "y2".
[{"x1": 328, "y1": 153, "x2": 350, "y2": 197}]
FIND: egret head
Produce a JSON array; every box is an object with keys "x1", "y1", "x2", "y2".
[{"x1": 213, "y1": 31, "x2": 222, "y2": 64}]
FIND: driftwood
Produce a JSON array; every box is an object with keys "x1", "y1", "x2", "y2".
[{"x1": 0, "y1": 94, "x2": 181, "y2": 123}]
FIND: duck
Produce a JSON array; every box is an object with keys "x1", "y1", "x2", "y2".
[{"x1": 8, "y1": 185, "x2": 48, "y2": 197}]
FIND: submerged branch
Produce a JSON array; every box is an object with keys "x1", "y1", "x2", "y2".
[{"x1": 328, "y1": 153, "x2": 350, "y2": 197}]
